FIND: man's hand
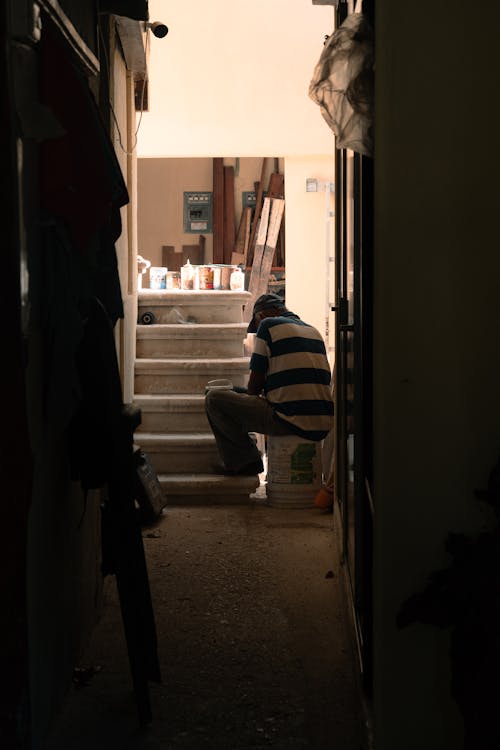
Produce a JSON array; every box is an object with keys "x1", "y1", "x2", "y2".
[{"x1": 247, "y1": 370, "x2": 265, "y2": 396}]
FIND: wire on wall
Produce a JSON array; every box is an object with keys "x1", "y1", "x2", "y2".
[{"x1": 98, "y1": 21, "x2": 149, "y2": 156}]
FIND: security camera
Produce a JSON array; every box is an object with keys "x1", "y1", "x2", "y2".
[{"x1": 147, "y1": 21, "x2": 169, "y2": 38}]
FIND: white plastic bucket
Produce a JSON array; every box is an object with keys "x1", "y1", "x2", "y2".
[{"x1": 266, "y1": 434, "x2": 322, "y2": 508}]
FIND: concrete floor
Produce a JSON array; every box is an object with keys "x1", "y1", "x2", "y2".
[{"x1": 46, "y1": 500, "x2": 367, "y2": 750}]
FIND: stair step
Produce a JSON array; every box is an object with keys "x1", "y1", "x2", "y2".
[
  {"x1": 134, "y1": 431, "x2": 219, "y2": 473},
  {"x1": 138, "y1": 289, "x2": 252, "y2": 324},
  {"x1": 134, "y1": 357, "x2": 249, "y2": 394},
  {"x1": 136, "y1": 322, "x2": 247, "y2": 359},
  {"x1": 159, "y1": 473, "x2": 261, "y2": 505},
  {"x1": 134, "y1": 394, "x2": 209, "y2": 433}
]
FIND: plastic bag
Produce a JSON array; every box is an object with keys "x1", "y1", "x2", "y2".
[{"x1": 309, "y1": 12, "x2": 374, "y2": 157}]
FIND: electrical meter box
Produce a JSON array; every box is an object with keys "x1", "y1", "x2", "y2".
[
  {"x1": 183, "y1": 191, "x2": 213, "y2": 233},
  {"x1": 242, "y1": 191, "x2": 267, "y2": 209}
]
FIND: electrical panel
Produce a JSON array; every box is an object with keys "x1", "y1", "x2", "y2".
[{"x1": 183, "y1": 191, "x2": 213, "y2": 233}]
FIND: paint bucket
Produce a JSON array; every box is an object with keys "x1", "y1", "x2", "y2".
[
  {"x1": 220, "y1": 265, "x2": 234, "y2": 290},
  {"x1": 266, "y1": 434, "x2": 322, "y2": 508},
  {"x1": 198, "y1": 265, "x2": 214, "y2": 290},
  {"x1": 166, "y1": 271, "x2": 181, "y2": 289}
]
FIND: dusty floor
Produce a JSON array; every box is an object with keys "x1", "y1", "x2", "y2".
[{"x1": 46, "y1": 500, "x2": 367, "y2": 750}]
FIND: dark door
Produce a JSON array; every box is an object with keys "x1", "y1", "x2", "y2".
[{"x1": 334, "y1": 0, "x2": 374, "y2": 695}]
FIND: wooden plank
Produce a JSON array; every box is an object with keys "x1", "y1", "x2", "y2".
[
  {"x1": 246, "y1": 158, "x2": 267, "y2": 268},
  {"x1": 223, "y1": 165, "x2": 235, "y2": 264},
  {"x1": 233, "y1": 206, "x2": 252, "y2": 265},
  {"x1": 267, "y1": 172, "x2": 284, "y2": 199},
  {"x1": 231, "y1": 251, "x2": 245, "y2": 265},
  {"x1": 243, "y1": 197, "x2": 271, "y2": 323},
  {"x1": 266, "y1": 172, "x2": 285, "y2": 266},
  {"x1": 162, "y1": 245, "x2": 179, "y2": 271},
  {"x1": 181, "y1": 245, "x2": 203, "y2": 266},
  {"x1": 242, "y1": 206, "x2": 252, "y2": 262},
  {"x1": 212, "y1": 157, "x2": 224, "y2": 264},
  {"x1": 199, "y1": 234, "x2": 206, "y2": 262},
  {"x1": 254, "y1": 198, "x2": 285, "y2": 301},
  {"x1": 265, "y1": 198, "x2": 285, "y2": 249},
  {"x1": 163, "y1": 243, "x2": 204, "y2": 272},
  {"x1": 243, "y1": 198, "x2": 285, "y2": 324}
]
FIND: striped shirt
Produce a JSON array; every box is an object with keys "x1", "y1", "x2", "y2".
[{"x1": 250, "y1": 313, "x2": 333, "y2": 440}]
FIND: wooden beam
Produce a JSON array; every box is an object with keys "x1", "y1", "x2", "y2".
[
  {"x1": 246, "y1": 158, "x2": 267, "y2": 268},
  {"x1": 212, "y1": 158, "x2": 224, "y2": 264},
  {"x1": 244, "y1": 196, "x2": 271, "y2": 323},
  {"x1": 223, "y1": 165, "x2": 235, "y2": 264},
  {"x1": 231, "y1": 206, "x2": 252, "y2": 266},
  {"x1": 266, "y1": 172, "x2": 285, "y2": 266}
]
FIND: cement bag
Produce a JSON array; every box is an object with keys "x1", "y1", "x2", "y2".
[{"x1": 309, "y1": 11, "x2": 374, "y2": 157}]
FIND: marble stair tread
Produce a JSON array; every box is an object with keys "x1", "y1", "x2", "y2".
[
  {"x1": 159, "y1": 473, "x2": 261, "y2": 505},
  {"x1": 135, "y1": 357, "x2": 250, "y2": 370},
  {"x1": 133, "y1": 431, "x2": 218, "y2": 474},
  {"x1": 138, "y1": 290, "x2": 251, "y2": 304},
  {"x1": 135, "y1": 431, "x2": 216, "y2": 446},
  {"x1": 136, "y1": 323, "x2": 248, "y2": 337},
  {"x1": 134, "y1": 394, "x2": 209, "y2": 433},
  {"x1": 134, "y1": 394, "x2": 206, "y2": 409},
  {"x1": 134, "y1": 357, "x2": 250, "y2": 394},
  {"x1": 136, "y1": 323, "x2": 247, "y2": 358}
]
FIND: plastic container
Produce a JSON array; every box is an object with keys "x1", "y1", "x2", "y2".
[
  {"x1": 212, "y1": 266, "x2": 222, "y2": 290},
  {"x1": 205, "y1": 378, "x2": 233, "y2": 393},
  {"x1": 230, "y1": 267, "x2": 245, "y2": 291},
  {"x1": 149, "y1": 266, "x2": 168, "y2": 289},
  {"x1": 266, "y1": 434, "x2": 322, "y2": 508},
  {"x1": 181, "y1": 260, "x2": 198, "y2": 290}
]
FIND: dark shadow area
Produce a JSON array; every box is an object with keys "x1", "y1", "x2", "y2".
[{"x1": 46, "y1": 503, "x2": 367, "y2": 749}]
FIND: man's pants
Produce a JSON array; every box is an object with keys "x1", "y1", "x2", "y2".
[{"x1": 205, "y1": 389, "x2": 293, "y2": 471}]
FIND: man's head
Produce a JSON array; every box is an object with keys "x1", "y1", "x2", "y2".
[{"x1": 247, "y1": 293, "x2": 287, "y2": 333}]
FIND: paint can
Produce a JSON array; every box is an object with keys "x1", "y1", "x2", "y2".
[
  {"x1": 166, "y1": 271, "x2": 181, "y2": 289},
  {"x1": 220, "y1": 265, "x2": 233, "y2": 290},
  {"x1": 266, "y1": 435, "x2": 322, "y2": 508},
  {"x1": 198, "y1": 265, "x2": 214, "y2": 290}
]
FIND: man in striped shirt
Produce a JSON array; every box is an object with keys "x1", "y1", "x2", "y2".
[{"x1": 205, "y1": 294, "x2": 333, "y2": 476}]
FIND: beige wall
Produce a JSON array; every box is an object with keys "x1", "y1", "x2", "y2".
[
  {"x1": 138, "y1": 0, "x2": 334, "y2": 158},
  {"x1": 138, "y1": 157, "x2": 212, "y2": 269},
  {"x1": 136, "y1": 1, "x2": 335, "y2": 345},
  {"x1": 284, "y1": 155, "x2": 334, "y2": 353},
  {"x1": 138, "y1": 156, "x2": 283, "y2": 269}
]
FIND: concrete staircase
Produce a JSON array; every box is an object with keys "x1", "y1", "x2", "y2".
[{"x1": 134, "y1": 290, "x2": 260, "y2": 504}]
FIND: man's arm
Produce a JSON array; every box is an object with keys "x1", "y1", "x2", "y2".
[{"x1": 247, "y1": 370, "x2": 266, "y2": 396}]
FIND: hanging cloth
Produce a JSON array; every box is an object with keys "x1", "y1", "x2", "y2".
[{"x1": 309, "y1": 9, "x2": 374, "y2": 157}]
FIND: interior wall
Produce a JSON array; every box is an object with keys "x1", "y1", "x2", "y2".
[
  {"x1": 137, "y1": 156, "x2": 281, "y2": 271},
  {"x1": 138, "y1": 0, "x2": 334, "y2": 158},
  {"x1": 373, "y1": 3, "x2": 500, "y2": 748},
  {"x1": 112, "y1": 42, "x2": 137, "y2": 404},
  {"x1": 138, "y1": 157, "x2": 212, "y2": 269},
  {"x1": 26, "y1": 25, "x2": 133, "y2": 745},
  {"x1": 284, "y1": 155, "x2": 334, "y2": 351}
]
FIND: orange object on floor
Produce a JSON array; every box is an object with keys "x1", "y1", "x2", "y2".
[{"x1": 314, "y1": 486, "x2": 334, "y2": 510}]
